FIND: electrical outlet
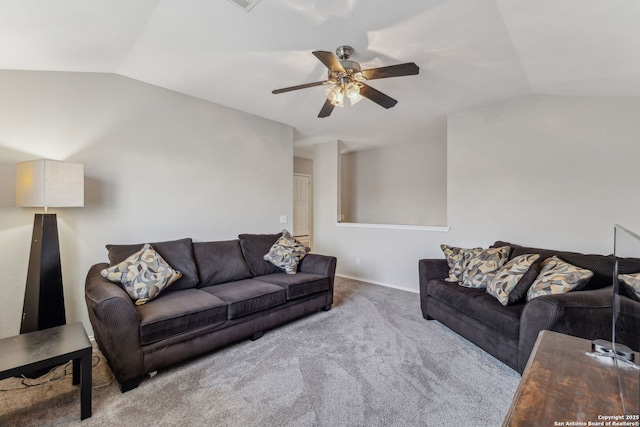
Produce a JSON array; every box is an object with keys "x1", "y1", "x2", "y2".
[
  {"x1": 280, "y1": 215, "x2": 287, "y2": 224},
  {"x1": 356, "y1": 258, "x2": 361, "y2": 265}
]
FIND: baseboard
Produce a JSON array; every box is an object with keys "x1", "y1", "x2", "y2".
[{"x1": 336, "y1": 274, "x2": 418, "y2": 294}]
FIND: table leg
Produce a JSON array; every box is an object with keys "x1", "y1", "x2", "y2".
[
  {"x1": 80, "y1": 349, "x2": 92, "y2": 420},
  {"x1": 72, "y1": 358, "x2": 80, "y2": 385}
]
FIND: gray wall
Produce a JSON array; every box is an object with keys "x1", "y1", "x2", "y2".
[
  {"x1": 314, "y1": 95, "x2": 640, "y2": 291},
  {"x1": 0, "y1": 70, "x2": 294, "y2": 338},
  {"x1": 447, "y1": 95, "x2": 640, "y2": 252},
  {"x1": 340, "y1": 139, "x2": 447, "y2": 226}
]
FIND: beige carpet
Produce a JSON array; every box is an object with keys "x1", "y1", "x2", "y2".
[{"x1": 0, "y1": 277, "x2": 520, "y2": 426}]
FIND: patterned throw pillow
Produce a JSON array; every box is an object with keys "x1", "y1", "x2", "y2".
[
  {"x1": 487, "y1": 254, "x2": 541, "y2": 306},
  {"x1": 460, "y1": 246, "x2": 511, "y2": 288},
  {"x1": 101, "y1": 243, "x2": 182, "y2": 305},
  {"x1": 619, "y1": 273, "x2": 640, "y2": 302},
  {"x1": 527, "y1": 256, "x2": 593, "y2": 301},
  {"x1": 263, "y1": 230, "x2": 308, "y2": 274},
  {"x1": 441, "y1": 245, "x2": 480, "y2": 282}
]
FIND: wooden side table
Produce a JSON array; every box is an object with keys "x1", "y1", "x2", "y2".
[
  {"x1": 503, "y1": 330, "x2": 639, "y2": 426},
  {"x1": 0, "y1": 322, "x2": 92, "y2": 420}
]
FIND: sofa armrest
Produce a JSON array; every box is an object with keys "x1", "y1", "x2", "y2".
[
  {"x1": 298, "y1": 254, "x2": 337, "y2": 278},
  {"x1": 419, "y1": 259, "x2": 449, "y2": 282},
  {"x1": 518, "y1": 286, "x2": 614, "y2": 372},
  {"x1": 617, "y1": 295, "x2": 640, "y2": 352},
  {"x1": 298, "y1": 254, "x2": 337, "y2": 308},
  {"x1": 419, "y1": 259, "x2": 449, "y2": 319},
  {"x1": 85, "y1": 263, "x2": 144, "y2": 384}
]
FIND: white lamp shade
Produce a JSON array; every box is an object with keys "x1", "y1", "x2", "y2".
[{"x1": 16, "y1": 159, "x2": 84, "y2": 208}]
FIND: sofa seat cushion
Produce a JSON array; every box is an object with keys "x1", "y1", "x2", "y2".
[
  {"x1": 427, "y1": 279, "x2": 524, "y2": 338},
  {"x1": 202, "y1": 279, "x2": 286, "y2": 319},
  {"x1": 137, "y1": 289, "x2": 227, "y2": 346},
  {"x1": 255, "y1": 273, "x2": 329, "y2": 300}
]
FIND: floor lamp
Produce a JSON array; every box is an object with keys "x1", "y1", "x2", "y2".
[{"x1": 16, "y1": 159, "x2": 84, "y2": 336}]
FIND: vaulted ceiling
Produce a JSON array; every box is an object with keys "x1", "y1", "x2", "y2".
[{"x1": 1, "y1": 0, "x2": 639, "y2": 155}]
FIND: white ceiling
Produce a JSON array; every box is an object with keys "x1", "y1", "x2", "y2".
[{"x1": 1, "y1": 0, "x2": 640, "y2": 155}]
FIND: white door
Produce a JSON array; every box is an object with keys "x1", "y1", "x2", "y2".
[{"x1": 293, "y1": 174, "x2": 311, "y2": 238}]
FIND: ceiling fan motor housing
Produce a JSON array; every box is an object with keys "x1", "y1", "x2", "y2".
[
  {"x1": 340, "y1": 60, "x2": 361, "y2": 72},
  {"x1": 329, "y1": 60, "x2": 364, "y2": 84},
  {"x1": 336, "y1": 45, "x2": 354, "y2": 60}
]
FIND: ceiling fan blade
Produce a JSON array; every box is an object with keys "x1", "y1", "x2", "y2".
[
  {"x1": 359, "y1": 83, "x2": 398, "y2": 109},
  {"x1": 318, "y1": 99, "x2": 335, "y2": 118},
  {"x1": 361, "y1": 62, "x2": 419, "y2": 80},
  {"x1": 272, "y1": 80, "x2": 328, "y2": 94},
  {"x1": 312, "y1": 51, "x2": 345, "y2": 73}
]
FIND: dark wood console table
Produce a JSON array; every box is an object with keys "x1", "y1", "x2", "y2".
[
  {"x1": 503, "y1": 330, "x2": 639, "y2": 426},
  {"x1": 0, "y1": 322, "x2": 92, "y2": 420}
]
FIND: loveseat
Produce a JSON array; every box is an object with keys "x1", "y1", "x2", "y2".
[
  {"x1": 419, "y1": 240, "x2": 640, "y2": 373},
  {"x1": 85, "y1": 233, "x2": 336, "y2": 392}
]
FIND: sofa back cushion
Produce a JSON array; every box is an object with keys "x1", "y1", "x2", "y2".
[
  {"x1": 193, "y1": 240, "x2": 253, "y2": 287},
  {"x1": 106, "y1": 237, "x2": 199, "y2": 291},
  {"x1": 238, "y1": 233, "x2": 283, "y2": 276},
  {"x1": 493, "y1": 240, "x2": 640, "y2": 291}
]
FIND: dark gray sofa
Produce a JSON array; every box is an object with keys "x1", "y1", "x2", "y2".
[
  {"x1": 85, "y1": 234, "x2": 336, "y2": 392},
  {"x1": 419, "y1": 240, "x2": 640, "y2": 373}
]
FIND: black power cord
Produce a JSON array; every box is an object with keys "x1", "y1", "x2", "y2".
[{"x1": 0, "y1": 354, "x2": 114, "y2": 391}]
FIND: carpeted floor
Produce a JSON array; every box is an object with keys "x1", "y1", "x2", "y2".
[{"x1": 0, "y1": 277, "x2": 520, "y2": 426}]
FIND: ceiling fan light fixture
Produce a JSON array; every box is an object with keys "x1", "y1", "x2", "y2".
[
  {"x1": 348, "y1": 94, "x2": 363, "y2": 106},
  {"x1": 272, "y1": 46, "x2": 419, "y2": 117},
  {"x1": 326, "y1": 85, "x2": 345, "y2": 107},
  {"x1": 345, "y1": 82, "x2": 363, "y2": 105}
]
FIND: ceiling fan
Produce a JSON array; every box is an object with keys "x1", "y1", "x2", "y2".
[{"x1": 272, "y1": 46, "x2": 419, "y2": 118}]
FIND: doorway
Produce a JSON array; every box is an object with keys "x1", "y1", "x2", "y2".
[{"x1": 293, "y1": 173, "x2": 312, "y2": 249}]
